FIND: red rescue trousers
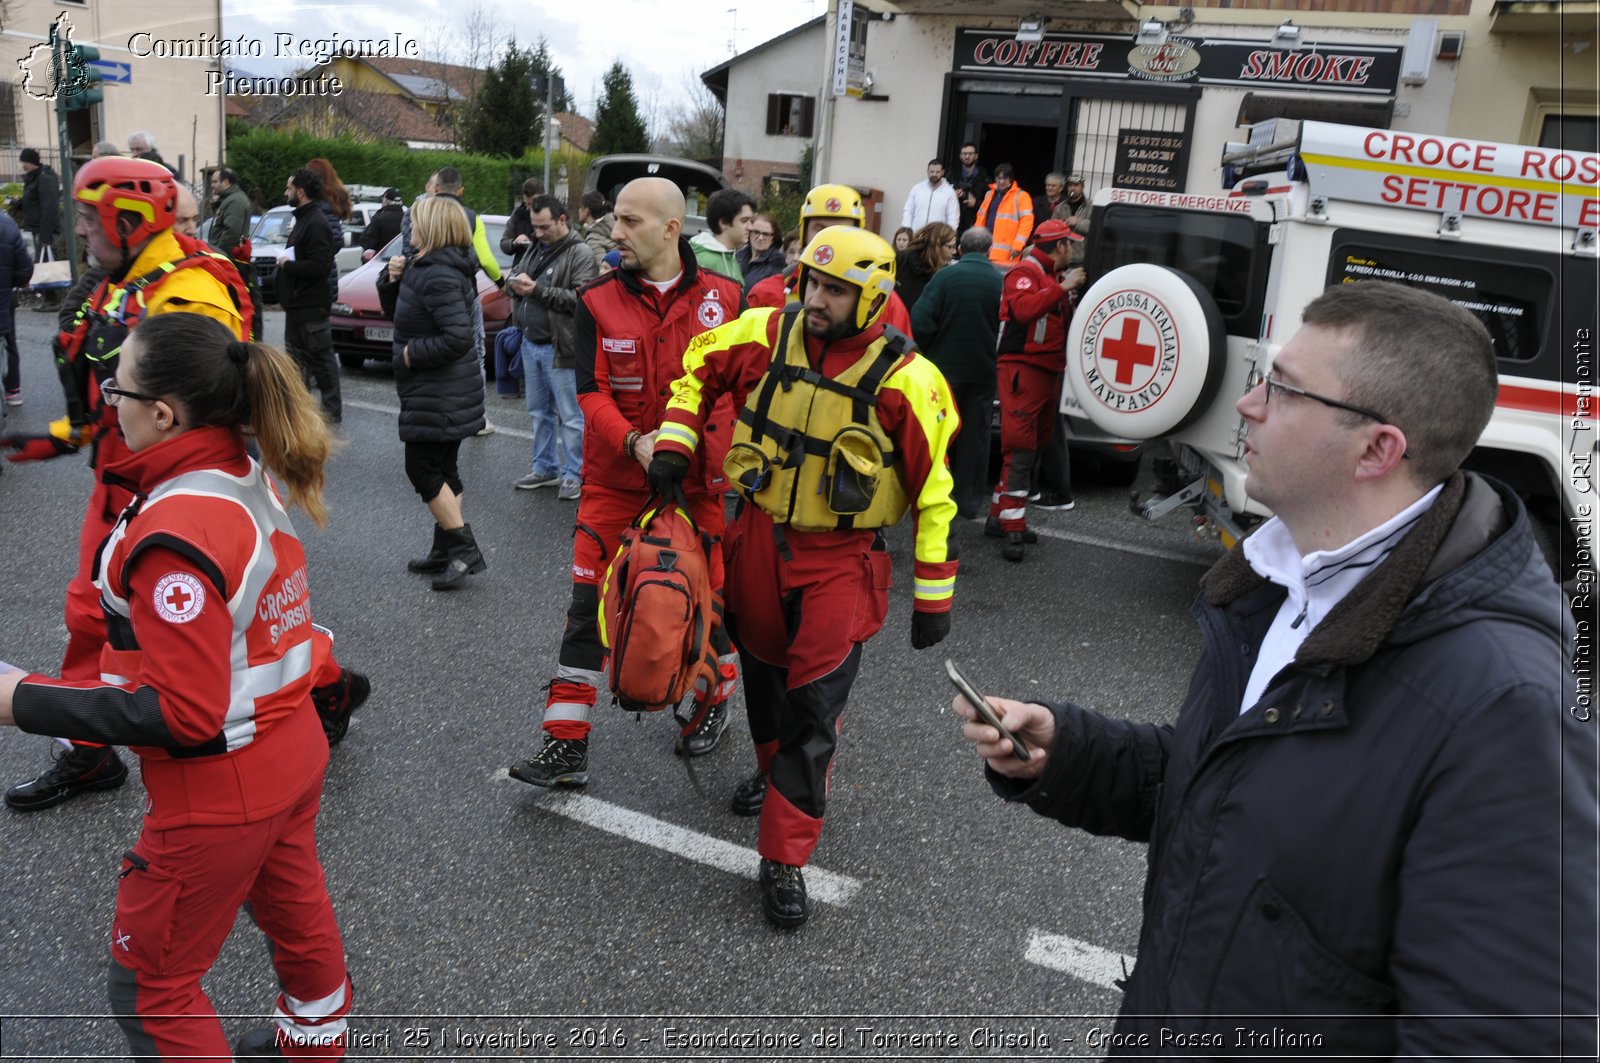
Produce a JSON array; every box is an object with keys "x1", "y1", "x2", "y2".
[
  {"x1": 723, "y1": 505, "x2": 888, "y2": 867},
  {"x1": 991, "y1": 362, "x2": 1062, "y2": 533}
]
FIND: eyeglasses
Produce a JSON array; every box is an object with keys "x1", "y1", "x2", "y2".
[
  {"x1": 100, "y1": 375, "x2": 161, "y2": 408},
  {"x1": 1256, "y1": 372, "x2": 1411, "y2": 458},
  {"x1": 749, "y1": 229, "x2": 775, "y2": 239}
]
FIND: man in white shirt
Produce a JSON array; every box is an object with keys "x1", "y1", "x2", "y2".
[{"x1": 901, "y1": 159, "x2": 959, "y2": 233}]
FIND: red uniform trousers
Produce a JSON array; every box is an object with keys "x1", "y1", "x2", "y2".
[
  {"x1": 722, "y1": 505, "x2": 888, "y2": 867},
  {"x1": 543, "y1": 481, "x2": 735, "y2": 739},
  {"x1": 109, "y1": 753, "x2": 350, "y2": 1060},
  {"x1": 991, "y1": 361, "x2": 1063, "y2": 533}
]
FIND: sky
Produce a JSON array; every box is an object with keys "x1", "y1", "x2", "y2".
[{"x1": 221, "y1": 0, "x2": 825, "y2": 120}]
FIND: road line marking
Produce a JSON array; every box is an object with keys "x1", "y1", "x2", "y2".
[
  {"x1": 1024, "y1": 930, "x2": 1133, "y2": 990},
  {"x1": 490, "y1": 772, "x2": 862, "y2": 906},
  {"x1": 970, "y1": 517, "x2": 1215, "y2": 567},
  {"x1": 343, "y1": 398, "x2": 532, "y2": 439}
]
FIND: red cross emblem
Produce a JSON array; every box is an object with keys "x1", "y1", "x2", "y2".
[
  {"x1": 153, "y1": 572, "x2": 206, "y2": 624},
  {"x1": 1100, "y1": 317, "x2": 1158, "y2": 386},
  {"x1": 813, "y1": 245, "x2": 834, "y2": 265},
  {"x1": 825, "y1": 197, "x2": 842, "y2": 213}
]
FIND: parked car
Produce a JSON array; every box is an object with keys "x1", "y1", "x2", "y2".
[
  {"x1": 583, "y1": 154, "x2": 729, "y2": 235},
  {"x1": 329, "y1": 214, "x2": 513, "y2": 372},
  {"x1": 250, "y1": 200, "x2": 389, "y2": 303}
]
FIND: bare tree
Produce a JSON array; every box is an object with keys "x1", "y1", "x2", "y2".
[{"x1": 657, "y1": 67, "x2": 725, "y2": 163}]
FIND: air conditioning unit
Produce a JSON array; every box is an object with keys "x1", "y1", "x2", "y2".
[{"x1": 1401, "y1": 18, "x2": 1438, "y2": 86}]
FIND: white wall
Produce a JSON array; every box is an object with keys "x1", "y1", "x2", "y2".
[{"x1": 724, "y1": 25, "x2": 827, "y2": 179}]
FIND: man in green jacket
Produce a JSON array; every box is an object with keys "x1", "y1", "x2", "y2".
[
  {"x1": 688, "y1": 188, "x2": 754, "y2": 281},
  {"x1": 207, "y1": 168, "x2": 260, "y2": 338},
  {"x1": 910, "y1": 226, "x2": 1003, "y2": 518}
]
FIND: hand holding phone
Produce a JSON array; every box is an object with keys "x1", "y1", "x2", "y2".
[{"x1": 946, "y1": 658, "x2": 1032, "y2": 762}]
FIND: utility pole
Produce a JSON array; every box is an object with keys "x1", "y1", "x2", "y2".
[{"x1": 50, "y1": 17, "x2": 103, "y2": 278}]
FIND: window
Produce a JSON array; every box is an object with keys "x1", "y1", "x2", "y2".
[
  {"x1": 1092, "y1": 205, "x2": 1270, "y2": 335},
  {"x1": 765, "y1": 94, "x2": 815, "y2": 138},
  {"x1": 0, "y1": 83, "x2": 18, "y2": 147},
  {"x1": 1539, "y1": 114, "x2": 1599, "y2": 154}
]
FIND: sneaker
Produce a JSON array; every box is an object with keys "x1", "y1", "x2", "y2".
[
  {"x1": 509, "y1": 735, "x2": 589, "y2": 788},
  {"x1": 5, "y1": 745, "x2": 128, "y2": 811},
  {"x1": 983, "y1": 517, "x2": 1037, "y2": 543},
  {"x1": 3, "y1": 390, "x2": 20, "y2": 407},
  {"x1": 556, "y1": 479, "x2": 582, "y2": 501},
  {"x1": 475, "y1": 422, "x2": 497, "y2": 436},
  {"x1": 759, "y1": 858, "x2": 808, "y2": 929},
  {"x1": 1033, "y1": 491, "x2": 1075, "y2": 511},
  {"x1": 675, "y1": 698, "x2": 729, "y2": 757},
  {"x1": 513, "y1": 471, "x2": 560, "y2": 491},
  {"x1": 730, "y1": 769, "x2": 767, "y2": 816},
  {"x1": 311, "y1": 669, "x2": 371, "y2": 747}
]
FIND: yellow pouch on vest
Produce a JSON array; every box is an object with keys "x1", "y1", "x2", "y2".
[{"x1": 825, "y1": 426, "x2": 887, "y2": 515}]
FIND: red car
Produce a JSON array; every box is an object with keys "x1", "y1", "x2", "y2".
[{"x1": 330, "y1": 214, "x2": 514, "y2": 372}]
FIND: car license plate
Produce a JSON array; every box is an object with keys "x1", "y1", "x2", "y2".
[{"x1": 366, "y1": 327, "x2": 394, "y2": 342}]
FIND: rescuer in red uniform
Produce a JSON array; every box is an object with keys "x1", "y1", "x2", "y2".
[
  {"x1": 989, "y1": 219, "x2": 1085, "y2": 563},
  {"x1": 507, "y1": 177, "x2": 745, "y2": 788},
  {"x1": 0, "y1": 157, "x2": 369, "y2": 811},
  {"x1": 0, "y1": 312, "x2": 352, "y2": 1061},
  {"x1": 649, "y1": 226, "x2": 960, "y2": 928}
]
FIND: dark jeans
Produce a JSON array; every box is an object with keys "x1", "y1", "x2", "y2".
[
  {"x1": 2, "y1": 325, "x2": 18, "y2": 394},
  {"x1": 284, "y1": 309, "x2": 340, "y2": 422},
  {"x1": 950, "y1": 380, "x2": 995, "y2": 518}
]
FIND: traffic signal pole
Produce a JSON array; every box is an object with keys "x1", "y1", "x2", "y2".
[{"x1": 51, "y1": 23, "x2": 78, "y2": 276}]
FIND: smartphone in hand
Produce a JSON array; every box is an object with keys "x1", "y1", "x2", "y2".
[{"x1": 945, "y1": 658, "x2": 1032, "y2": 762}]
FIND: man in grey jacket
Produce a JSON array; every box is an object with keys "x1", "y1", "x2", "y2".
[
  {"x1": 507, "y1": 195, "x2": 597, "y2": 499},
  {"x1": 957, "y1": 281, "x2": 1597, "y2": 1057}
]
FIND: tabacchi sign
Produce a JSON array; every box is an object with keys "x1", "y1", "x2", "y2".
[{"x1": 953, "y1": 29, "x2": 1403, "y2": 96}]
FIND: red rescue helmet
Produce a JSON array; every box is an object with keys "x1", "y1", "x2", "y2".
[
  {"x1": 72, "y1": 156, "x2": 178, "y2": 248},
  {"x1": 1032, "y1": 218, "x2": 1082, "y2": 245}
]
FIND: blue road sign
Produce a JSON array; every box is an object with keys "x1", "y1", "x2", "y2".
[{"x1": 88, "y1": 59, "x2": 130, "y2": 84}]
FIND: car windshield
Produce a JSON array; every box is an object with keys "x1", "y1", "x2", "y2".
[{"x1": 252, "y1": 210, "x2": 294, "y2": 246}]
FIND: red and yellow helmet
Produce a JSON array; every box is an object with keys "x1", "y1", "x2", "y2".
[
  {"x1": 800, "y1": 183, "x2": 865, "y2": 226},
  {"x1": 797, "y1": 225, "x2": 897, "y2": 332},
  {"x1": 72, "y1": 157, "x2": 177, "y2": 248}
]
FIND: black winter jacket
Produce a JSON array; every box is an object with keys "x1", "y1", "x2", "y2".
[
  {"x1": 276, "y1": 201, "x2": 335, "y2": 312},
  {"x1": 377, "y1": 246, "x2": 485, "y2": 442},
  {"x1": 360, "y1": 204, "x2": 403, "y2": 256},
  {"x1": 0, "y1": 213, "x2": 34, "y2": 328},
  {"x1": 736, "y1": 245, "x2": 785, "y2": 294},
  {"x1": 20, "y1": 165, "x2": 58, "y2": 241},
  {"x1": 996, "y1": 473, "x2": 1597, "y2": 1057}
]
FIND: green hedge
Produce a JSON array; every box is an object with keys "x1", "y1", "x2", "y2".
[{"x1": 224, "y1": 128, "x2": 590, "y2": 216}]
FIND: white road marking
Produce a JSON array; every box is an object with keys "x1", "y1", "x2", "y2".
[
  {"x1": 490, "y1": 771, "x2": 862, "y2": 906},
  {"x1": 343, "y1": 398, "x2": 532, "y2": 439},
  {"x1": 1024, "y1": 929, "x2": 1133, "y2": 990},
  {"x1": 969, "y1": 516, "x2": 1216, "y2": 567}
]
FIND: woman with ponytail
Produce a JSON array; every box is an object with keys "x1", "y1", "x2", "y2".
[{"x1": 0, "y1": 312, "x2": 353, "y2": 1060}]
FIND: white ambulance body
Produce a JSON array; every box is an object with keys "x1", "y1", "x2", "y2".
[{"x1": 1065, "y1": 120, "x2": 1597, "y2": 591}]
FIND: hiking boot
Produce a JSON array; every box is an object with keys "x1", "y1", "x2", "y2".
[
  {"x1": 1033, "y1": 491, "x2": 1075, "y2": 511},
  {"x1": 730, "y1": 769, "x2": 767, "y2": 816},
  {"x1": 513, "y1": 471, "x2": 560, "y2": 490},
  {"x1": 556, "y1": 478, "x2": 582, "y2": 501},
  {"x1": 311, "y1": 669, "x2": 371, "y2": 747},
  {"x1": 675, "y1": 698, "x2": 729, "y2": 757},
  {"x1": 5, "y1": 745, "x2": 128, "y2": 811},
  {"x1": 983, "y1": 517, "x2": 1036, "y2": 543},
  {"x1": 759, "y1": 858, "x2": 808, "y2": 929},
  {"x1": 1002, "y1": 531, "x2": 1027, "y2": 563},
  {"x1": 232, "y1": 1027, "x2": 287, "y2": 1058},
  {"x1": 509, "y1": 735, "x2": 589, "y2": 788}
]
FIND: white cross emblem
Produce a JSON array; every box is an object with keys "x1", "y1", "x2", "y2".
[{"x1": 115, "y1": 929, "x2": 132, "y2": 951}]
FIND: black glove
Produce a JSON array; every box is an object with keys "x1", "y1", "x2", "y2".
[
  {"x1": 911, "y1": 610, "x2": 950, "y2": 650},
  {"x1": 647, "y1": 451, "x2": 689, "y2": 502}
]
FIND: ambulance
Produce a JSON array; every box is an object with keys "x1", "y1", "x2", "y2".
[{"x1": 1064, "y1": 120, "x2": 1597, "y2": 596}]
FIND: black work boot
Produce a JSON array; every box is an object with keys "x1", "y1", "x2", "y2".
[
  {"x1": 5, "y1": 744, "x2": 128, "y2": 811},
  {"x1": 983, "y1": 516, "x2": 1036, "y2": 543},
  {"x1": 1002, "y1": 530, "x2": 1027, "y2": 563},
  {"x1": 311, "y1": 669, "x2": 371, "y2": 747},
  {"x1": 407, "y1": 524, "x2": 450, "y2": 573},
  {"x1": 509, "y1": 735, "x2": 589, "y2": 788},
  {"x1": 675, "y1": 697, "x2": 729, "y2": 757},
  {"x1": 759, "y1": 858, "x2": 808, "y2": 929},
  {"x1": 431, "y1": 524, "x2": 486, "y2": 591},
  {"x1": 730, "y1": 769, "x2": 767, "y2": 816},
  {"x1": 232, "y1": 1027, "x2": 287, "y2": 1058}
]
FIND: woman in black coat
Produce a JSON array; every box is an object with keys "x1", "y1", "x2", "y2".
[
  {"x1": 894, "y1": 221, "x2": 956, "y2": 314},
  {"x1": 736, "y1": 212, "x2": 785, "y2": 294},
  {"x1": 376, "y1": 195, "x2": 487, "y2": 591}
]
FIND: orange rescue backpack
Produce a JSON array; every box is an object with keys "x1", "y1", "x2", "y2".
[{"x1": 598, "y1": 500, "x2": 719, "y2": 715}]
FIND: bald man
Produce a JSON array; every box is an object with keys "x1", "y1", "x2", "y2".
[
  {"x1": 509, "y1": 177, "x2": 747, "y2": 788},
  {"x1": 174, "y1": 185, "x2": 200, "y2": 238}
]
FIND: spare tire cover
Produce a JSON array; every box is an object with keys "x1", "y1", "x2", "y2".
[{"x1": 1063, "y1": 264, "x2": 1226, "y2": 438}]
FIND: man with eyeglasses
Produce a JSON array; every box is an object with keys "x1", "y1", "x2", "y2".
[{"x1": 955, "y1": 281, "x2": 1595, "y2": 1056}]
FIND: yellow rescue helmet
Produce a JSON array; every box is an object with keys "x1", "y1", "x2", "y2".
[
  {"x1": 800, "y1": 183, "x2": 865, "y2": 226},
  {"x1": 797, "y1": 225, "x2": 897, "y2": 333}
]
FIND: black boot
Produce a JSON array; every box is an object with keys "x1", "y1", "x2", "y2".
[
  {"x1": 1002, "y1": 530, "x2": 1026, "y2": 563},
  {"x1": 232, "y1": 1027, "x2": 287, "y2": 1058},
  {"x1": 431, "y1": 524, "x2": 486, "y2": 591},
  {"x1": 311, "y1": 669, "x2": 371, "y2": 747},
  {"x1": 730, "y1": 769, "x2": 767, "y2": 816},
  {"x1": 983, "y1": 516, "x2": 1036, "y2": 543},
  {"x1": 759, "y1": 858, "x2": 808, "y2": 928},
  {"x1": 407, "y1": 525, "x2": 449, "y2": 574},
  {"x1": 5, "y1": 744, "x2": 128, "y2": 811}
]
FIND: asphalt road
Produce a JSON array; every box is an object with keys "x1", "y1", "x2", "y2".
[{"x1": 0, "y1": 301, "x2": 1225, "y2": 1060}]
